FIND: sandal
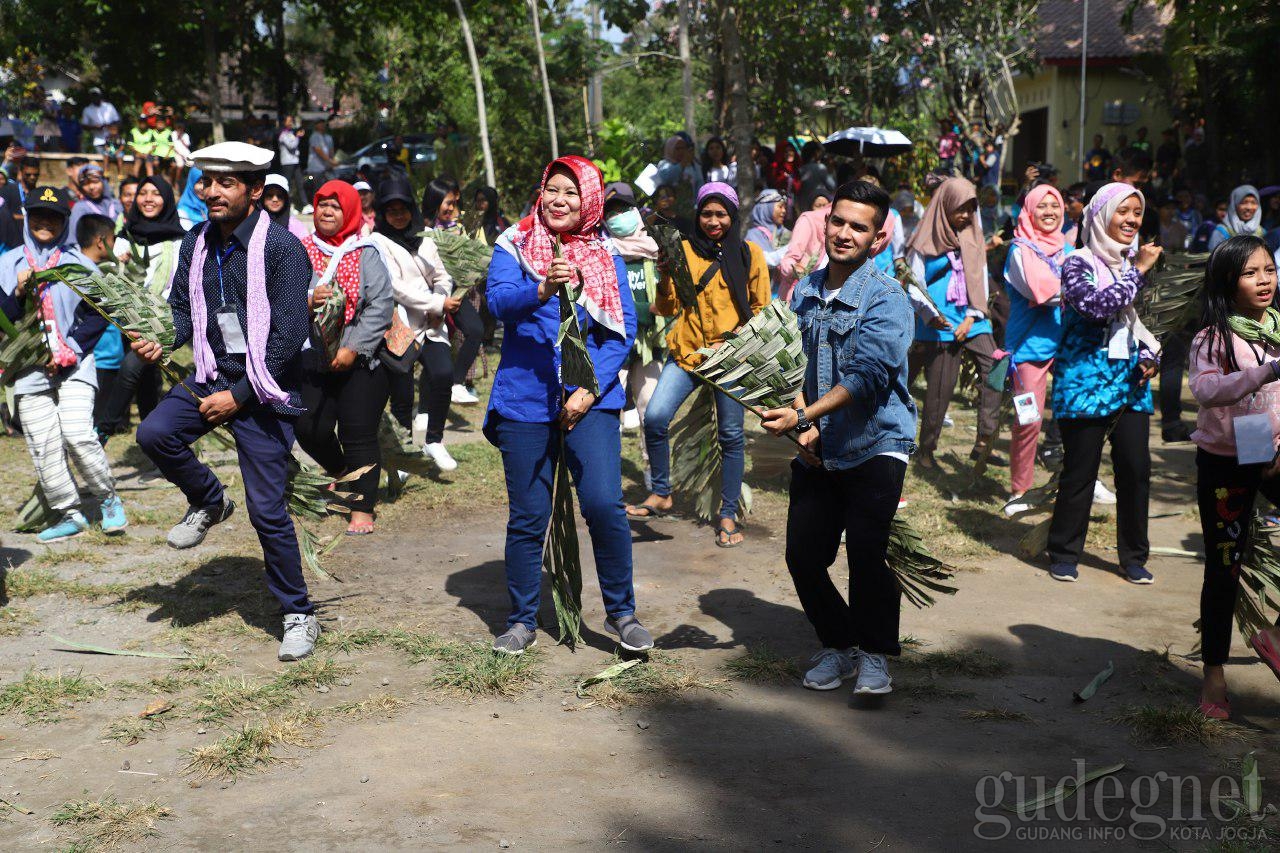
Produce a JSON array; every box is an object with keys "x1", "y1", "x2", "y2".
[
  {"x1": 626, "y1": 503, "x2": 668, "y2": 520},
  {"x1": 715, "y1": 520, "x2": 744, "y2": 548},
  {"x1": 1198, "y1": 697, "x2": 1231, "y2": 721},
  {"x1": 346, "y1": 520, "x2": 375, "y2": 536}
]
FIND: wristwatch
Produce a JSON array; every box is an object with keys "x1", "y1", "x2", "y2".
[{"x1": 795, "y1": 407, "x2": 814, "y2": 433}]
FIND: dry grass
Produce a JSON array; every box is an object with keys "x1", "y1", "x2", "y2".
[
  {"x1": 0, "y1": 605, "x2": 36, "y2": 636},
  {"x1": 3, "y1": 567, "x2": 126, "y2": 600},
  {"x1": 0, "y1": 670, "x2": 104, "y2": 721},
  {"x1": 1111, "y1": 704, "x2": 1248, "y2": 745},
  {"x1": 190, "y1": 676, "x2": 291, "y2": 722},
  {"x1": 101, "y1": 714, "x2": 165, "y2": 745},
  {"x1": 578, "y1": 653, "x2": 728, "y2": 710},
  {"x1": 317, "y1": 627, "x2": 398, "y2": 654},
  {"x1": 272, "y1": 656, "x2": 354, "y2": 689},
  {"x1": 175, "y1": 653, "x2": 231, "y2": 674},
  {"x1": 1130, "y1": 646, "x2": 1187, "y2": 696},
  {"x1": 183, "y1": 711, "x2": 320, "y2": 779},
  {"x1": 897, "y1": 680, "x2": 977, "y2": 700},
  {"x1": 429, "y1": 641, "x2": 543, "y2": 697},
  {"x1": 33, "y1": 547, "x2": 110, "y2": 567},
  {"x1": 963, "y1": 706, "x2": 1032, "y2": 722},
  {"x1": 49, "y1": 795, "x2": 172, "y2": 850},
  {"x1": 722, "y1": 645, "x2": 801, "y2": 684},
  {"x1": 899, "y1": 648, "x2": 1010, "y2": 678},
  {"x1": 328, "y1": 693, "x2": 408, "y2": 718},
  {"x1": 12, "y1": 749, "x2": 58, "y2": 761}
]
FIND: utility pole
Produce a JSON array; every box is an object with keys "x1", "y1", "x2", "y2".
[
  {"x1": 679, "y1": 0, "x2": 696, "y2": 145},
  {"x1": 1077, "y1": 0, "x2": 1089, "y2": 181},
  {"x1": 589, "y1": 1, "x2": 604, "y2": 133},
  {"x1": 529, "y1": 0, "x2": 559, "y2": 159}
]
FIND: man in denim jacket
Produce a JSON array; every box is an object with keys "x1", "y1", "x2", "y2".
[{"x1": 763, "y1": 181, "x2": 917, "y2": 697}]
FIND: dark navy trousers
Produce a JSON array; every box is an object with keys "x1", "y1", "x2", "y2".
[{"x1": 136, "y1": 380, "x2": 312, "y2": 615}]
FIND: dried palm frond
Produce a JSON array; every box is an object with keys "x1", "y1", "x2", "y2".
[
  {"x1": 693, "y1": 301, "x2": 806, "y2": 410},
  {"x1": 0, "y1": 310, "x2": 48, "y2": 387},
  {"x1": 553, "y1": 237, "x2": 599, "y2": 396},
  {"x1": 285, "y1": 461, "x2": 372, "y2": 583},
  {"x1": 430, "y1": 229, "x2": 493, "y2": 298},
  {"x1": 894, "y1": 257, "x2": 943, "y2": 315},
  {"x1": 312, "y1": 286, "x2": 347, "y2": 364},
  {"x1": 37, "y1": 264, "x2": 175, "y2": 355},
  {"x1": 889, "y1": 518, "x2": 957, "y2": 609},
  {"x1": 651, "y1": 224, "x2": 701, "y2": 318},
  {"x1": 1140, "y1": 252, "x2": 1208, "y2": 342},
  {"x1": 669, "y1": 385, "x2": 753, "y2": 522},
  {"x1": 543, "y1": 437, "x2": 584, "y2": 648},
  {"x1": 1232, "y1": 516, "x2": 1280, "y2": 643},
  {"x1": 15, "y1": 484, "x2": 60, "y2": 533}
]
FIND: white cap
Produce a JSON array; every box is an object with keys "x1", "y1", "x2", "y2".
[
  {"x1": 353, "y1": 181, "x2": 372, "y2": 192},
  {"x1": 264, "y1": 173, "x2": 290, "y2": 191},
  {"x1": 191, "y1": 141, "x2": 274, "y2": 174}
]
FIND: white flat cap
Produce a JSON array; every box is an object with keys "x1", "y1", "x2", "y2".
[
  {"x1": 264, "y1": 173, "x2": 290, "y2": 191},
  {"x1": 192, "y1": 141, "x2": 275, "y2": 174},
  {"x1": 352, "y1": 181, "x2": 372, "y2": 192}
]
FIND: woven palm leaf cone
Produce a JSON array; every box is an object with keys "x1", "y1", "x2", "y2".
[
  {"x1": 430, "y1": 229, "x2": 493, "y2": 298},
  {"x1": 1017, "y1": 253, "x2": 1207, "y2": 557},
  {"x1": 0, "y1": 310, "x2": 49, "y2": 387},
  {"x1": 38, "y1": 265, "x2": 354, "y2": 581},
  {"x1": 312, "y1": 286, "x2": 347, "y2": 363},
  {"x1": 688, "y1": 296, "x2": 955, "y2": 604}
]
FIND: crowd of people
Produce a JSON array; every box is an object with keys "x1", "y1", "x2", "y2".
[{"x1": 2, "y1": 102, "x2": 1280, "y2": 717}]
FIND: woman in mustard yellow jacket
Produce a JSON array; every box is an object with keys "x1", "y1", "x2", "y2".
[{"x1": 626, "y1": 181, "x2": 771, "y2": 547}]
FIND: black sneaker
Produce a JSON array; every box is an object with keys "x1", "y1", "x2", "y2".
[
  {"x1": 1039, "y1": 443, "x2": 1064, "y2": 472},
  {"x1": 1162, "y1": 423, "x2": 1193, "y2": 444},
  {"x1": 970, "y1": 447, "x2": 1009, "y2": 467}
]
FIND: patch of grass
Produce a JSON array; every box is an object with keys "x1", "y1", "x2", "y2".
[
  {"x1": 33, "y1": 547, "x2": 110, "y2": 567},
  {"x1": 102, "y1": 715, "x2": 165, "y2": 745},
  {"x1": 317, "y1": 627, "x2": 396, "y2": 654},
  {"x1": 183, "y1": 712, "x2": 319, "y2": 779},
  {"x1": 50, "y1": 795, "x2": 172, "y2": 849},
  {"x1": 1130, "y1": 646, "x2": 1186, "y2": 695},
  {"x1": 900, "y1": 648, "x2": 1010, "y2": 678},
  {"x1": 190, "y1": 676, "x2": 291, "y2": 722},
  {"x1": 899, "y1": 635, "x2": 927, "y2": 650},
  {"x1": 722, "y1": 645, "x2": 800, "y2": 683},
  {"x1": 963, "y1": 707, "x2": 1032, "y2": 722},
  {"x1": 897, "y1": 680, "x2": 977, "y2": 700},
  {"x1": 13, "y1": 749, "x2": 58, "y2": 761},
  {"x1": 429, "y1": 641, "x2": 543, "y2": 697},
  {"x1": 1111, "y1": 704, "x2": 1247, "y2": 745},
  {"x1": 273, "y1": 656, "x2": 353, "y2": 689},
  {"x1": 387, "y1": 629, "x2": 452, "y2": 664},
  {"x1": 0, "y1": 606, "x2": 36, "y2": 636},
  {"x1": 579, "y1": 653, "x2": 728, "y2": 710},
  {"x1": 0, "y1": 670, "x2": 104, "y2": 721},
  {"x1": 3, "y1": 567, "x2": 126, "y2": 600},
  {"x1": 328, "y1": 694, "x2": 408, "y2": 718},
  {"x1": 175, "y1": 653, "x2": 231, "y2": 674}
]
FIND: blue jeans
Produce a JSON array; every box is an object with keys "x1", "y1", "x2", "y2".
[
  {"x1": 643, "y1": 359, "x2": 746, "y2": 519},
  {"x1": 490, "y1": 410, "x2": 636, "y2": 630}
]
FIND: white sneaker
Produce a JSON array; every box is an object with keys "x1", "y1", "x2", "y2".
[
  {"x1": 278, "y1": 613, "x2": 320, "y2": 661},
  {"x1": 942, "y1": 415, "x2": 954, "y2": 428},
  {"x1": 621, "y1": 408, "x2": 641, "y2": 430},
  {"x1": 1093, "y1": 480, "x2": 1117, "y2": 506},
  {"x1": 1003, "y1": 494, "x2": 1030, "y2": 517},
  {"x1": 897, "y1": 498, "x2": 908, "y2": 510},
  {"x1": 424, "y1": 442, "x2": 458, "y2": 471},
  {"x1": 451, "y1": 384, "x2": 479, "y2": 405},
  {"x1": 412, "y1": 413, "x2": 430, "y2": 446}
]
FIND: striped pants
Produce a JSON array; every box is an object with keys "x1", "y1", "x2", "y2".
[{"x1": 17, "y1": 380, "x2": 116, "y2": 513}]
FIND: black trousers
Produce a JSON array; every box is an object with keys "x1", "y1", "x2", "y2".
[
  {"x1": 785, "y1": 455, "x2": 906, "y2": 655},
  {"x1": 295, "y1": 356, "x2": 390, "y2": 514},
  {"x1": 1047, "y1": 410, "x2": 1151, "y2": 567},
  {"x1": 452, "y1": 298, "x2": 484, "y2": 385},
  {"x1": 94, "y1": 367, "x2": 117, "y2": 430},
  {"x1": 389, "y1": 339, "x2": 453, "y2": 443},
  {"x1": 1196, "y1": 449, "x2": 1280, "y2": 666},
  {"x1": 1159, "y1": 329, "x2": 1191, "y2": 427},
  {"x1": 101, "y1": 350, "x2": 162, "y2": 435}
]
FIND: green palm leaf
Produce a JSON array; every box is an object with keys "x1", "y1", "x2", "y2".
[
  {"x1": 669, "y1": 384, "x2": 752, "y2": 522},
  {"x1": 651, "y1": 224, "x2": 701, "y2": 319},
  {"x1": 0, "y1": 311, "x2": 49, "y2": 386},
  {"x1": 1231, "y1": 516, "x2": 1280, "y2": 643},
  {"x1": 694, "y1": 301, "x2": 806, "y2": 411},
  {"x1": 1139, "y1": 252, "x2": 1208, "y2": 342},
  {"x1": 312, "y1": 286, "x2": 347, "y2": 363},
  {"x1": 543, "y1": 437, "x2": 585, "y2": 648},
  {"x1": 429, "y1": 229, "x2": 493, "y2": 298}
]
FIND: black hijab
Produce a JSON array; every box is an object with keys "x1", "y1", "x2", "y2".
[
  {"x1": 121, "y1": 175, "x2": 185, "y2": 246},
  {"x1": 262, "y1": 184, "x2": 293, "y2": 229},
  {"x1": 688, "y1": 191, "x2": 751, "y2": 322},
  {"x1": 374, "y1": 175, "x2": 424, "y2": 253}
]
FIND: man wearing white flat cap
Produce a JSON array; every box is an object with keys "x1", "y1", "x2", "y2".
[{"x1": 129, "y1": 141, "x2": 321, "y2": 662}]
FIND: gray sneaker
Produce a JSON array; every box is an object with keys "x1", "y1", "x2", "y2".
[
  {"x1": 493, "y1": 624, "x2": 537, "y2": 656},
  {"x1": 853, "y1": 652, "x2": 893, "y2": 694},
  {"x1": 278, "y1": 613, "x2": 321, "y2": 661},
  {"x1": 803, "y1": 647, "x2": 858, "y2": 690},
  {"x1": 604, "y1": 615, "x2": 654, "y2": 652},
  {"x1": 167, "y1": 500, "x2": 235, "y2": 549}
]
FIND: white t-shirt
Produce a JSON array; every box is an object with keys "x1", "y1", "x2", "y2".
[
  {"x1": 278, "y1": 129, "x2": 300, "y2": 166},
  {"x1": 80, "y1": 102, "x2": 121, "y2": 144},
  {"x1": 307, "y1": 132, "x2": 334, "y2": 173}
]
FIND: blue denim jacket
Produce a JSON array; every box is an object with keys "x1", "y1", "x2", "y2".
[{"x1": 791, "y1": 261, "x2": 917, "y2": 470}]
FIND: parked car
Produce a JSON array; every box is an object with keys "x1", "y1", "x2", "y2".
[{"x1": 332, "y1": 134, "x2": 437, "y2": 182}]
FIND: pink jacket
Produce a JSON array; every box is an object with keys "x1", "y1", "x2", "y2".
[
  {"x1": 778, "y1": 209, "x2": 828, "y2": 303},
  {"x1": 1189, "y1": 326, "x2": 1280, "y2": 457}
]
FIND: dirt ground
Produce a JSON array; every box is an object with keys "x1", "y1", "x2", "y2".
[{"x1": 1, "y1": 381, "x2": 1279, "y2": 851}]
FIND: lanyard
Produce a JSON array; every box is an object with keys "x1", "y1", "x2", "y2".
[{"x1": 213, "y1": 243, "x2": 236, "y2": 306}]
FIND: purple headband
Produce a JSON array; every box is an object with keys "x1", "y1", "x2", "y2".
[{"x1": 697, "y1": 181, "x2": 739, "y2": 210}]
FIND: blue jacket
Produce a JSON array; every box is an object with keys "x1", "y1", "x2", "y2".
[
  {"x1": 484, "y1": 244, "x2": 636, "y2": 425},
  {"x1": 791, "y1": 261, "x2": 917, "y2": 470},
  {"x1": 912, "y1": 253, "x2": 993, "y2": 343}
]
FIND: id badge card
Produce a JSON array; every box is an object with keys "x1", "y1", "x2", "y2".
[
  {"x1": 1013, "y1": 392, "x2": 1042, "y2": 426},
  {"x1": 1234, "y1": 413, "x2": 1275, "y2": 465},
  {"x1": 216, "y1": 305, "x2": 248, "y2": 355}
]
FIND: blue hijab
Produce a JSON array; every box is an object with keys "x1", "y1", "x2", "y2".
[
  {"x1": 750, "y1": 189, "x2": 783, "y2": 243},
  {"x1": 177, "y1": 167, "x2": 208, "y2": 226}
]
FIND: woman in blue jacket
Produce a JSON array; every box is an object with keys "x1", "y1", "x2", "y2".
[{"x1": 483, "y1": 155, "x2": 650, "y2": 656}]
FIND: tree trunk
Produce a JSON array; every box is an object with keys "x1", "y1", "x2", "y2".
[
  {"x1": 720, "y1": 2, "x2": 754, "y2": 225},
  {"x1": 201, "y1": 4, "x2": 225, "y2": 143},
  {"x1": 453, "y1": 0, "x2": 496, "y2": 187},
  {"x1": 528, "y1": 0, "x2": 559, "y2": 160},
  {"x1": 679, "y1": 0, "x2": 696, "y2": 145},
  {"x1": 588, "y1": 1, "x2": 604, "y2": 135}
]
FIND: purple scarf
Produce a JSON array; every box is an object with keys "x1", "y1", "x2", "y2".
[
  {"x1": 188, "y1": 214, "x2": 290, "y2": 405},
  {"x1": 945, "y1": 251, "x2": 968, "y2": 307}
]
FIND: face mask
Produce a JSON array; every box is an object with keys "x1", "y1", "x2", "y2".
[{"x1": 606, "y1": 208, "x2": 641, "y2": 238}]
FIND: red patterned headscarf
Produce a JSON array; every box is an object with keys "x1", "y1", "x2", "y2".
[
  {"x1": 513, "y1": 155, "x2": 624, "y2": 335},
  {"x1": 304, "y1": 180, "x2": 368, "y2": 324}
]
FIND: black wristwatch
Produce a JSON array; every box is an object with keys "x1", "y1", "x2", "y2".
[{"x1": 795, "y1": 407, "x2": 814, "y2": 433}]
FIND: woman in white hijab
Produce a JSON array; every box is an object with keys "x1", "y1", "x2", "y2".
[{"x1": 1208, "y1": 184, "x2": 1263, "y2": 250}]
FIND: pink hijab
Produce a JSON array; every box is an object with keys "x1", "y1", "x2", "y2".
[{"x1": 1013, "y1": 184, "x2": 1067, "y2": 304}]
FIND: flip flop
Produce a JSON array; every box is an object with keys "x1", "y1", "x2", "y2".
[
  {"x1": 346, "y1": 522, "x2": 375, "y2": 537},
  {"x1": 1250, "y1": 632, "x2": 1280, "y2": 682},
  {"x1": 626, "y1": 504, "x2": 668, "y2": 520},
  {"x1": 715, "y1": 522, "x2": 744, "y2": 549}
]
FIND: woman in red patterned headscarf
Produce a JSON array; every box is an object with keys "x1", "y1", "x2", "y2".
[
  {"x1": 295, "y1": 179, "x2": 394, "y2": 535},
  {"x1": 482, "y1": 154, "x2": 651, "y2": 656}
]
